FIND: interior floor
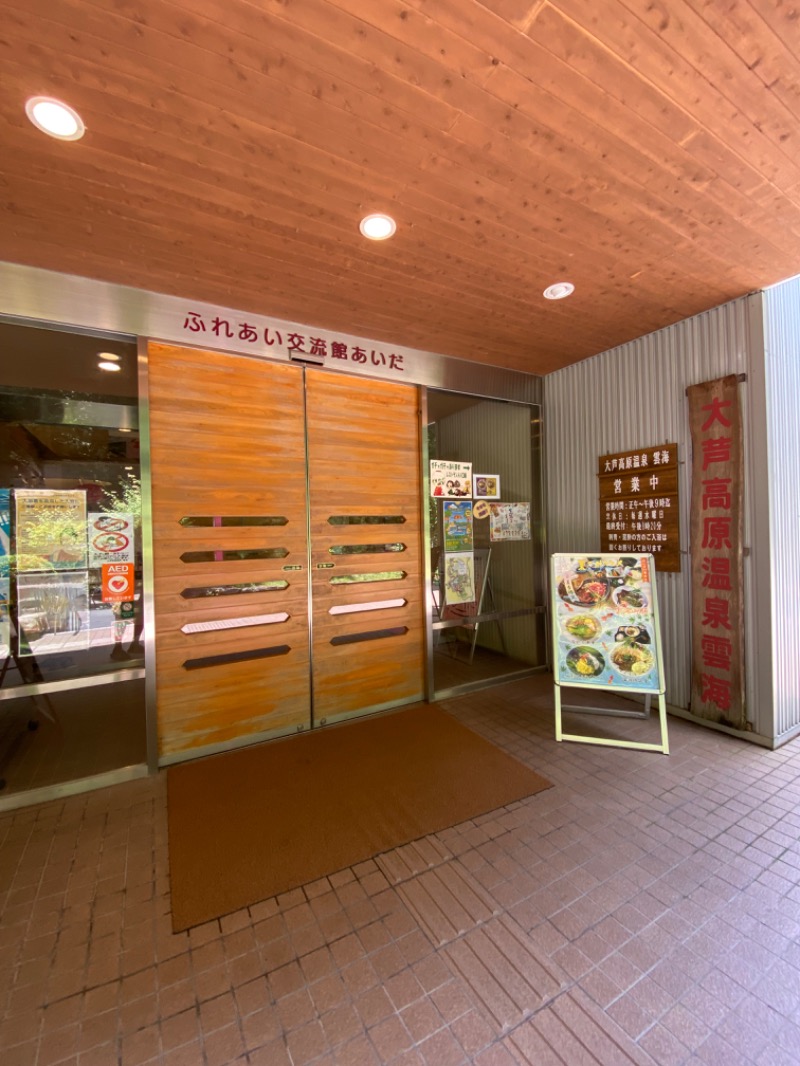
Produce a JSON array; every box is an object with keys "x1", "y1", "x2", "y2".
[
  {"x1": 0, "y1": 679, "x2": 146, "y2": 796},
  {"x1": 1, "y1": 673, "x2": 798, "y2": 1065}
]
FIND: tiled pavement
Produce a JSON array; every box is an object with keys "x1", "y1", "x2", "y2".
[{"x1": 1, "y1": 675, "x2": 800, "y2": 1065}]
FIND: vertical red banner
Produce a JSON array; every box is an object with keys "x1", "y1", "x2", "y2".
[{"x1": 686, "y1": 375, "x2": 745, "y2": 727}]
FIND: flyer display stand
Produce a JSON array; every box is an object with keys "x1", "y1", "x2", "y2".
[{"x1": 551, "y1": 553, "x2": 669, "y2": 754}]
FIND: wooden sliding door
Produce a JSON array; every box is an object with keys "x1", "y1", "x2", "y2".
[
  {"x1": 147, "y1": 345, "x2": 424, "y2": 761},
  {"x1": 148, "y1": 342, "x2": 311, "y2": 760},
  {"x1": 306, "y1": 369, "x2": 425, "y2": 723}
]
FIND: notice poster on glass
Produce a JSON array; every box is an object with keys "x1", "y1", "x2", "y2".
[
  {"x1": 0, "y1": 489, "x2": 10, "y2": 657},
  {"x1": 16, "y1": 571, "x2": 90, "y2": 657},
  {"x1": 489, "y1": 502, "x2": 531, "y2": 542},
  {"x1": 430, "y1": 460, "x2": 472, "y2": 499},
  {"x1": 472, "y1": 474, "x2": 501, "y2": 499},
  {"x1": 88, "y1": 513, "x2": 135, "y2": 566},
  {"x1": 443, "y1": 551, "x2": 475, "y2": 606},
  {"x1": 15, "y1": 489, "x2": 88, "y2": 571},
  {"x1": 551, "y1": 553, "x2": 669, "y2": 754},
  {"x1": 443, "y1": 501, "x2": 474, "y2": 553}
]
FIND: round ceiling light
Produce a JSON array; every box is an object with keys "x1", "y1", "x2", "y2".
[
  {"x1": 359, "y1": 213, "x2": 396, "y2": 240},
  {"x1": 543, "y1": 281, "x2": 575, "y2": 300},
  {"x1": 98, "y1": 360, "x2": 122, "y2": 373},
  {"x1": 25, "y1": 96, "x2": 85, "y2": 140},
  {"x1": 97, "y1": 351, "x2": 120, "y2": 362}
]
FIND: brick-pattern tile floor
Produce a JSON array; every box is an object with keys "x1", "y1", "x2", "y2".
[{"x1": 1, "y1": 674, "x2": 800, "y2": 1064}]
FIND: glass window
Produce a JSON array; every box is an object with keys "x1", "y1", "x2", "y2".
[{"x1": 0, "y1": 321, "x2": 145, "y2": 799}]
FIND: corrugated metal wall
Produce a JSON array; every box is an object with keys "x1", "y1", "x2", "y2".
[
  {"x1": 544, "y1": 294, "x2": 775, "y2": 739},
  {"x1": 762, "y1": 276, "x2": 800, "y2": 741}
]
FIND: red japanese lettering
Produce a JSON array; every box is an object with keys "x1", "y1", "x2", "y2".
[
  {"x1": 701, "y1": 557, "x2": 732, "y2": 591},
  {"x1": 701, "y1": 597, "x2": 731, "y2": 630},
  {"x1": 701, "y1": 437, "x2": 732, "y2": 470},
  {"x1": 701, "y1": 516, "x2": 732, "y2": 551}
]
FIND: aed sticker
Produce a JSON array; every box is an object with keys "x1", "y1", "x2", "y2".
[
  {"x1": 472, "y1": 500, "x2": 491, "y2": 520},
  {"x1": 102, "y1": 562, "x2": 135, "y2": 603}
]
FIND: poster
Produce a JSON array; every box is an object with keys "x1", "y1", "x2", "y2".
[
  {"x1": 551, "y1": 553, "x2": 663, "y2": 693},
  {"x1": 430, "y1": 460, "x2": 472, "y2": 498},
  {"x1": 489, "y1": 502, "x2": 531, "y2": 542},
  {"x1": 16, "y1": 571, "x2": 90, "y2": 657},
  {"x1": 15, "y1": 488, "x2": 88, "y2": 571},
  {"x1": 0, "y1": 489, "x2": 9, "y2": 658},
  {"x1": 443, "y1": 501, "x2": 474, "y2": 552},
  {"x1": 88, "y1": 512, "x2": 135, "y2": 565},
  {"x1": 443, "y1": 552, "x2": 475, "y2": 606},
  {"x1": 472, "y1": 474, "x2": 500, "y2": 499},
  {"x1": 687, "y1": 375, "x2": 745, "y2": 727}
]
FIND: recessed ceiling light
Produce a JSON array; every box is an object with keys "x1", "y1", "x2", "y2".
[
  {"x1": 359, "y1": 213, "x2": 396, "y2": 240},
  {"x1": 98, "y1": 361, "x2": 122, "y2": 372},
  {"x1": 25, "y1": 96, "x2": 85, "y2": 141},
  {"x1": 97, "y1": 351, "x2": 120, "y2": 362},
  {"x1": 543, "y1": 281, "x2": 575, "y2": 300}
]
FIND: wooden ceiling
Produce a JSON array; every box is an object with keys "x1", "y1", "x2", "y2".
[{"x1": 2, "y1": 1, "x2": 800, "y2": 375}]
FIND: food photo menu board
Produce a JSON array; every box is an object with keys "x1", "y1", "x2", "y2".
[
  {"x1": 551, "y1": 553, "x2": 665, "y2": 695},
  {"x1": 551, "y1": 553, "x2": 669, "y2": 754}
]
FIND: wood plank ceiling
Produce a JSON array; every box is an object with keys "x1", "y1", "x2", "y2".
[{"x1": 1, "y1": 0, "x2": 799, "y2": 374}]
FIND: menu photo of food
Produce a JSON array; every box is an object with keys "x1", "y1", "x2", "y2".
[{"x1": 552, "y1": 553, "x2": 661, "y2": 692}]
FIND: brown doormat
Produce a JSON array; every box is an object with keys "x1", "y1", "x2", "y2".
[{"x1": 167, "y1": 705, "x2": 551, "y2": 931}]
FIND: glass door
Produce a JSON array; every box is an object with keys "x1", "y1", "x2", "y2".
[{"x1": 426, "y1": 391, "x2": 547, "y2": 697}]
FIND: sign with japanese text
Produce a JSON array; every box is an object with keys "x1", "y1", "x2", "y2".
[
  {"x1": 443, "y1": 501, "x2": 474, "y2": 552},
  {"x1": 489, "y1": 502, "x2": 531, "y2": 542},
  {"x1": 598, "y1": 445, "x2": 681, "y2": 572},
  {"x1": 430, "y1": 460, "x2": 472, "y2": 498},
  {"x1": 102, "y1": 562, "x2": 135, "y2": 603},
  {"x1": 88, "y1": 513, "x2": 135, "y2": 566},
  {"x1": 182, "y1": 308, "x2": 407, "y2": 377},
  {"x1": 551, "y1": 553, "x2": 665, "y2": 695},
  {"x1": 15, "y1": 489, "x2": 88, "y2": 572},
  {"x1": 687, "y1": 375, "x2": 745, "y2": 728}
]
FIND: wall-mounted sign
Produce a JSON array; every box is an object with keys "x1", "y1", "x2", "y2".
[
  {"x1": 598, "y1": 445, "x2": 681, "y2": 572},
  {"x1": 102, "y1": 562, "x2": 135, "y2": 603},
  {"x1": 551, "y1": 552, "x2": 669, "y2": 754},
  {"x1": 686, "y1": 375, "x2": 745, "y2": 728},
  {"x1": 472, "y1": 500, "x2": 491, "y2": 520},
  {"x1": 443, "y1": 501, "x2": 474, "y2": 552},
  {"x1": 489, "y1": 502, "x2": 531, "y2": 542},
  {"x1": 88, "y1": 513, "x2": 135, "y2": 565},
  {"x1": 430, "y1": 460, "x2": 472, "y2": 498}
]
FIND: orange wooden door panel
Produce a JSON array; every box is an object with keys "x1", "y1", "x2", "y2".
[
  {"x1": 305, "y1": 368, "x2": 424, "y2": 722},
  {"x1": 147, "y1": 342, "x2": 310, "y2": 759}
]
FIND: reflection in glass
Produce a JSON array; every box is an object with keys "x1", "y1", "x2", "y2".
[
  {"x1": 0, "y1": 321, "x2": 145, "y2": 799},
  {"x1": 330, "y1": 571, "x2": 406, "y2": 584},
  {"x1": 327, "y1": 515, "x2": 406, "y2": 525},
  {"x1": 181, "y1": 580, "x2": 289, "y2": 598},
  {"x1": 180, "y1": 548, "x2": 289, "y2": 562},
  {"x1": 179, "y1": 516, "x2": 288, "y2": 527},
  {"x1": 328, "y1": 543, "x2": 406, "y2": 555}
]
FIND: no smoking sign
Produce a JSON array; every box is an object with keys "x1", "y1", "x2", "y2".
[{"x1": 102, "y1": 562, "x2": 135, "y2": 603}]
